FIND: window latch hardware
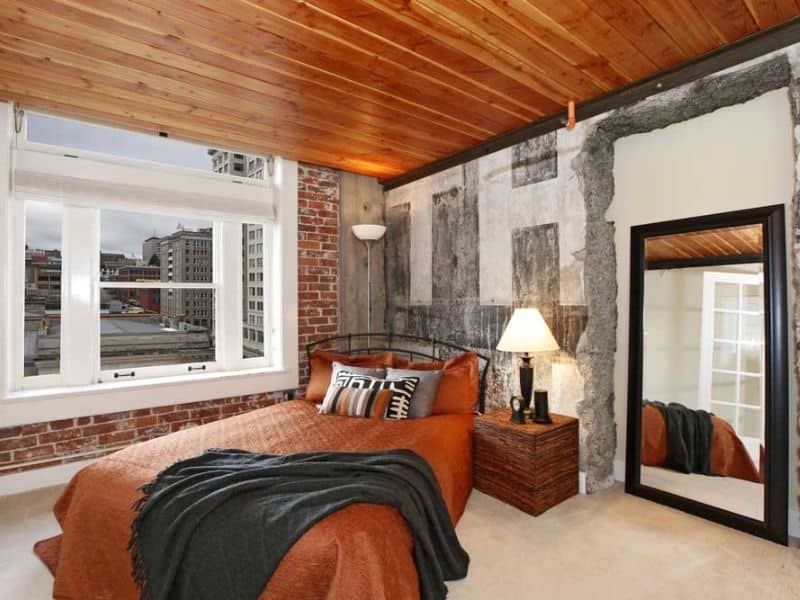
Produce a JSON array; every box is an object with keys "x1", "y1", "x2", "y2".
[
  {"x1": 188, "y1": 365, "x2": 207, "y2": 372},
  {"x1": 114, "y1": 371, "x2": 136, "y2": 379}
]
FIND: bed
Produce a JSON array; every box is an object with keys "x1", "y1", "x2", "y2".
[{"x1": 35, "y1": 334, "x2": 488, "y2": 600}]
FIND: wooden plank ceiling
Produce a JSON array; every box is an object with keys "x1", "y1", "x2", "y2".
[
  {"x1": 645, "y1": 224, "x2": 763, "y2": 265},
  {"x1": 0, "y1": 1, "x2": 798, "y2": 179}
]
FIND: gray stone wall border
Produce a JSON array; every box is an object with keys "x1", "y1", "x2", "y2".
[{"x1": 573, "y1": 54, "x2": 796, "y2": 492}]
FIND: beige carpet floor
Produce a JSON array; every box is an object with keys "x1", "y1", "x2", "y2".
[{"x1": 1, "y1": 483, "x2": 798, "y2": 599}]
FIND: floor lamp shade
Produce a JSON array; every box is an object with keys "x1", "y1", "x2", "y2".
[{"x1": 352, "y1": 224, "x2": 386, "y2": 241}]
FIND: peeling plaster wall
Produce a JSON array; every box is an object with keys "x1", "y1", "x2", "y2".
[{"x1": 384, "y1": 46, "x2": 800, "y2": 500}]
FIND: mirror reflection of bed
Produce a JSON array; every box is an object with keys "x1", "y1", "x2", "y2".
[{"x1": 640, "y1": 224, "x2": 765, "y2": 520}]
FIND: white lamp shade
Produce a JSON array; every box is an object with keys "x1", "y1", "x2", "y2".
[
  {"x1": 496, "y1": 308, "x2": 560, "y2": 353},
  {"x1": 352, "y1": 224, "x2": 387, "y2": 241}
]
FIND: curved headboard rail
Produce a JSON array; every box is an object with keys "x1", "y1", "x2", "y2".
[{"x1": 306, "y1": 333, "x2": 491, "y2": 414}]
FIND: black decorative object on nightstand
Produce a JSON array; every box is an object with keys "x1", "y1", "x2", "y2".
[
  {"x1": 509, "y1": 396, "x2": 526, "y2": 424},
  {"x1": 532, "y1": 390, "x2": 552, "y2": 424}
]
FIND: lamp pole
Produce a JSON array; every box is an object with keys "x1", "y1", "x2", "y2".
[{"x1": 365, "y1": 238, "x2": 373, "y2": 336}]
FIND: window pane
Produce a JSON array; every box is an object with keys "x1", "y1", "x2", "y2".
[
  {"x1": 737, "y1": 406, "x2": 762, "y2": 440},
  {"x1": 710, "y1": 402, "x2": 736, "y2": 427},
  {"x1": 100, "y1": 210, "x2": 213, "y2": 283},
  {"x1": 714, "y1": 282, "x2": 739, "y2": 310},
  {"x1": 741, "y1": 283, "x2": 763, "y2": 312},
  {"x1": 27, "y1": 112, "x2": 267, "y2": 179},
  {"x1": 713, "y1": 311, "x2": 738, "y2": 340},
  {"x1": 740, "y1": 313, "x2": 763, "y2": 345},
  {"x1": 740, "y1": 343, "x2": 762, "y2": 374},
  {"x1": 100, "y1": 288, "x2": 215, "y2": 371},
  {"x1": 242, "y1": 224, "x2": 265, "y2": 359},
  {"x1": 739, "y1": 375, "x2": 761, "y2": 407},
  {"x1": 24, "y1": 201, "x2": 62, "y2": 377},
  {"x1": 710, "y1": 371, "x2": 736, "y2": 403},
  {"x1": 711, "y1": 341, "x2": 736, "y2": 371}
]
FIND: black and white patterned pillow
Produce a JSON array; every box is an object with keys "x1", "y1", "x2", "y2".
[{"x1": 335, "y1": 371, "x2": 419, "y2": 420}]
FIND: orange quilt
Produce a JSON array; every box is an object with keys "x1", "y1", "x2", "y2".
[
  {"x1": 41, "y1": 400, "x2": 474, "y2": 600},
  {"x1": 641, "y1": 403, "x2": 761, "y2": 483}
]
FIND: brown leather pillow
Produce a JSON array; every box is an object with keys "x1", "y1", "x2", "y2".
[
  {"x1": 306, "y1": 350, "x2": 394, "y2": 402},
  {"x1": 397, "y1": 351, "x2": 479, "y2": 415}
]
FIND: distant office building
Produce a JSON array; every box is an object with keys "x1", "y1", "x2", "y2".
[
  {"x1": 142, "y1": 236, "x2": 161, "y2": 266},
  {"x1": 208, "y1": 149, "x2": 266, "y2": 357},
  {"x1": 159, "y1": 227, "x2": 213, "y2": 331}
]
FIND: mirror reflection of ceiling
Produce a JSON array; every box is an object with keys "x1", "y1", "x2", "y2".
[{"x1": 644, "y1": 223, "x2": 763, "y2": 266}]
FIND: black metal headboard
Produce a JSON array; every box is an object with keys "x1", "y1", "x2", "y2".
[{"x1": 306, "y1": 333, "x2": 491, "y2": 414}]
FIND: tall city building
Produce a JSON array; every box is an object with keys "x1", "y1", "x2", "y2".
[
  {"x1": 209, "y1": 149, "x2": 266, "y2": 357},
  {"x1": 159, "y1": 227, "x2": 214, "y2": 331},
  {"x1": 142, "y1": 236, "x2": 161, "y2": 266}
]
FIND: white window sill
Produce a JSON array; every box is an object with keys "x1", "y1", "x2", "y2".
[{"x1": 0, "y1": 366, "x2": 298, "y2": 427}]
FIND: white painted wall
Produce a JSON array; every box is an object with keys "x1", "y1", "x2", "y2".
[{"x1": 608, "y1": 89, "x2": 798, "y2": 511}]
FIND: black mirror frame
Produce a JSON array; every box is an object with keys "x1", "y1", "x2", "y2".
[{"x1": 625, "y1": 204, "x2": 789, "y2": 545}]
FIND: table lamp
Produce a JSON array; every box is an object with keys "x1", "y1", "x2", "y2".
[{"x1": 497, "y1": 308, "x2": 559, "y2": 420}]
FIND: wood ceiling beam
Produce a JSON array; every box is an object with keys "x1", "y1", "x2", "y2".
[
  {"x1": 636, "y1": 0, "x2": 723, "y2": 55},
  {"x1": 410, "y1": 0, "x2": 607, "y2": 98},
  {"x1": 690, "y1": 0, "x2": 760, "y2": 43},
  {"x1": 0, "y1": 67, "x2": 422, "y2": 174},
  {"x1": 6, "y1": 0, "x2": 496, "y2": 139},
  {"x1": 6, "y1": 89, "x2": 406, "y2": 178},
  {"x1": 587, "y1": 0, "x2": 686, "y2": 69},
  {"x1": 475, "y1": 0, "x2": 630, "y2": 89},
  {"x1": 383, "y1": 14, "x2": 800, "y2": 189},
  {"x1": 515, "y1": 0, "x2": 660, "y2": 81},
  {"x1": 0, "y1": 45, "x2": 445, "y2": 165},
  {"x1": 743, "y1": 0, "x2": 800, "y2": 29},
  {"x1": 0, "y1": 20, "x2": 483, "y2": 152},
  {"x1": 68, "y1": 0, "x2": 516, "y2": 134},
  {"x1": 234, "y1": 0, "x2": 542, "y2": 120},
  {"x1": 345, "y1": 0, "x2": 571, "y2": 107},
  {"x1": 303, "y1": 0, "x2": 563, "y2": 116}
]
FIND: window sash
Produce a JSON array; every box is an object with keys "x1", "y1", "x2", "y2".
[{"x1": 15, "y1": 205, "x2": 273, "y2": 391}]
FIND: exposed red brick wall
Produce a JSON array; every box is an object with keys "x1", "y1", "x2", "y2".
[
  {"x1": 0, "y1": 394, "x2": 282, "y2": 475},
  {"x1": 0, "y1": 163, "x2": 341, "y2": 477},
  {"x1": 297, "y1": 163, "x2": 340, "y2": 393}
]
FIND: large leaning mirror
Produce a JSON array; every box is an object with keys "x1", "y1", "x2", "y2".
[{"x1": 626, "y1": 205, "x2": 788, "y2": 544}]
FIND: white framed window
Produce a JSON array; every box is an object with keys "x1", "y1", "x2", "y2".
[
  {"x1": 0, "y1": 105, "x2": 298, "y2": 425},
  {"x1": 698, "y1": 270, "x2": 765, "y2": 464}
]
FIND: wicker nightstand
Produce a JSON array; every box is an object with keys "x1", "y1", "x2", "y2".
[{"x1": 474, "y1": 408, "x2": 579, "y2": 515}]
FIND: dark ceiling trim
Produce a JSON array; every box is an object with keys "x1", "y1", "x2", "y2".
[{"x1": 381, "y1": 15, "x2": 800, "y2": 191}]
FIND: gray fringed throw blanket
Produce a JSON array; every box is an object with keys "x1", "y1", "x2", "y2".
[
  {"x1": 129, "y1": 448, "x2": 469, "y2": 600},
  {"x1": 647, "y1": 401, "x2": 714, "y2": 475}
]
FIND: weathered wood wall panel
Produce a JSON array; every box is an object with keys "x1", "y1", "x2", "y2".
[{"x1": 339, "y1": 172, "x2": 386, "y2": 335}]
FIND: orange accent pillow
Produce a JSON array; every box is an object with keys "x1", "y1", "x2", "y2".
[
  {"x1": 397, "y1": 351, "x2": 479, "y2": 415},
  {"x1": 306, "y1": 350, "x2": 394, "y2": 402}
]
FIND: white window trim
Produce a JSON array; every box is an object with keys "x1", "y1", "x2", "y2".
[
  {"x1": 19, "y1": 110, "x2": 269, "y2": 189},
  {"x1": 0, "y1": 103, "x2": 298, "y2": 427}
]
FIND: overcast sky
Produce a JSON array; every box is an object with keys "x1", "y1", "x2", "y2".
[{"x1": 25, "y1": 113, "x2": 215, "y2": 258}]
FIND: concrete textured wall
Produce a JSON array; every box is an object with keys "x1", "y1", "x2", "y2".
[{"x1": 384, "y1": 45, "x2": 800, "y2": 497}]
